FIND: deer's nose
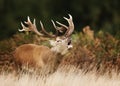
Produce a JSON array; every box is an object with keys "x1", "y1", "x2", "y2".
[{"x1": 67, "y1": 45, "x2": 73, "y2": 49}]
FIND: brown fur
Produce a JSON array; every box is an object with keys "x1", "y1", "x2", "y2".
[{"x1": 13, "y1": 44, "x2": 55, "y2": 68}]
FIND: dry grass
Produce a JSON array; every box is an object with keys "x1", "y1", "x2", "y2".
[{"x1": 0, "y1": 65, "x2": 120, "y2": 86}]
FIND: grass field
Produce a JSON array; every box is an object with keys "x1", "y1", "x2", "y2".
[{"x1": 0, "y1": 65, "x2": 120, "y2": 86}]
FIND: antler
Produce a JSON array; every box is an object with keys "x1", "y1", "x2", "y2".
[
  {"x1": 19, "y1": 16, "x2": 43, "y2": 36},
  {"x1": 56, "y1": 14, "x2": 74, "y2": 37},
  {"x1": 19, "y1": 14, "x2": 74, "y2": 38},
  {"x1": 19, "y1": 16, "x2": 57, "y2": 37}
]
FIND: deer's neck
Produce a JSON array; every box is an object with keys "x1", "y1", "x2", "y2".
[{"x1": 51, "y1": 45, "x2": 68, "y2": 55}]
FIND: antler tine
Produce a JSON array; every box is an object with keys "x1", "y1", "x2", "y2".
[
  {"x1": 69, "y1": 14, "x2": 73, "y2": 20},
  {"x1": 52, "y1": 20, "x2": 66, "y2": 33},
  {"x1": 64, "y1": 14, "x2": 74, "y2": 37},
  {"x1": 24, "y1": 16, "x2": 32, "y2": 25},
  {"x1": 30, "y1": 18, "x2": 44, "y2": 36},
  {"x1": 51, "y1": 20, "x2": 59, "y2": 35},
  {"x1": 18, "y1": 22, "x2": 25, "y2": 32},
  {"x1": 18, "y1": 22, "x2": 30, "y2": 32},
  {"x1": 51, "y1": 20, "x2": 57, "y2": 29},
  {"x1": 33, "y1": 18, "x2": 36, "y2": 26},
  {"x1": 56, "y1": 21, "x2": 68, "y2": 29},
  {"x1": 40, "y1": 21, "x2": 56, "y2": 38},
  {"x1": 63, "y1": 14, "x2": 72, "y2": 21},
  {"x1": 21, "y1": 22, "x2": 25, "y2": 28},
  {"x1": 27, "y1": 16, "x2": 32, "y2": 23}
]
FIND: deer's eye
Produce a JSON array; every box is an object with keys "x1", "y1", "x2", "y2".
[{"x1": 57, "y1": 40, "x2": 62, "y2": 42}]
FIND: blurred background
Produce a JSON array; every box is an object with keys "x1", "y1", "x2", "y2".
[{"x1": 0, "y1": 0, "x2": 120, "y2": 40}]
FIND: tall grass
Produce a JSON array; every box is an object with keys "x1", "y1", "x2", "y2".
[{"x1": 0, "y1": 65, "x2": 120, "y2": 86}]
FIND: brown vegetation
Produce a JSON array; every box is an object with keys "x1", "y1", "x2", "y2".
[{"x1": 0, "y1": 26, "x2": 120, "y2": 75}]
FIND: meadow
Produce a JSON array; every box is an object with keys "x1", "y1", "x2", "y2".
[{"x1": 0, "y1": 26, "x2": 120, "y2": 86}]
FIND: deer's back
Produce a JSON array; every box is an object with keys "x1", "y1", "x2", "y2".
[{"x1": 13, "y1": 44, "x2": 53, "y2": 67}]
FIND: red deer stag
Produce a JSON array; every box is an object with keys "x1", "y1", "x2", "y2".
[{"x1": 13, "y1": 14, "x2": 74, "y2": 68}]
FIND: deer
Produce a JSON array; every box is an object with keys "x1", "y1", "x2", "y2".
[{"x1": 13, "y1": 14, "x2": 74, "y2": 69}]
